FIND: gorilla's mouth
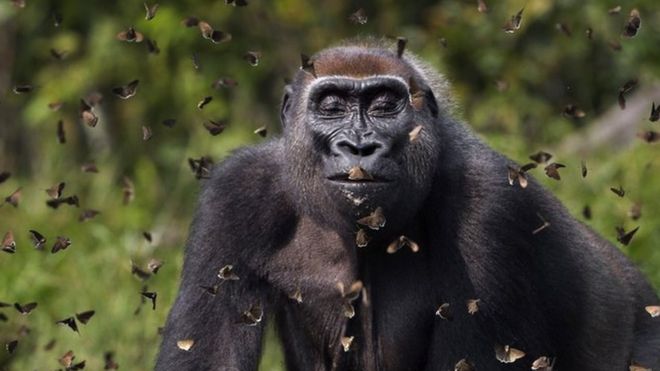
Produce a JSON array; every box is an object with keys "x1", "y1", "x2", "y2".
[{"x1": 326, "y1": 173, "x2": 391, "y2": 184}]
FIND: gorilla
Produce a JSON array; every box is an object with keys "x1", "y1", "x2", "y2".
[{"x1": 156, "y1": 39, "x2": 660, "y2": 370}]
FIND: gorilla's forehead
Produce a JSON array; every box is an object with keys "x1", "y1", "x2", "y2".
[{"x1": 311, "y1": 46, "x2": 415, "y2": 79}]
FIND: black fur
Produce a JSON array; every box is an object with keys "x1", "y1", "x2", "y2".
[{"x1": 156, "y1": 42, "x2": 660, "y2": 371}]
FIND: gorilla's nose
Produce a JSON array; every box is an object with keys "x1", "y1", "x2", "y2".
[{"x1": 332, "y1": 138, "x2": 388, "y2": 163}]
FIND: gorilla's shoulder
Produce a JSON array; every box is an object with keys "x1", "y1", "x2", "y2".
[{"x1": 197, "y1": 139, "x2": 292, "y2": 217}]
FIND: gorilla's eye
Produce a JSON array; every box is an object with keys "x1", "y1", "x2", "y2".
[
  {"x1": 368, "y1": 92, "x2": 403, "y2": 116},
  {"x1": 317, "y1": 94, "x2": 347, "y2": 117}
]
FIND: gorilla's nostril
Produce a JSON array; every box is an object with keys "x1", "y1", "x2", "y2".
[
  {"x1": 336, "y1": 140, "x2": 383, "y2": 158},
  {"x1": 338, "y1": 141, "x2": 360, "y2": 156},
  {"x1": 359, "y1": 143, "x2": 381, "y2": 157}
]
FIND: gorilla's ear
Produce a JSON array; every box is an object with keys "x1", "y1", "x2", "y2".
[
  {"x1": 280, "y1": 84, "x2": 294, "y2": 128},
  {"x1": 424, "y1": 88, "x2": 439, "y2": 118}
]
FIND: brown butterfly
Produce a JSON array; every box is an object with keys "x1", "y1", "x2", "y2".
[
  {"x1": 355, "y1": 228, "x2": 370, "y2": 248},
  {"x1": 131, "y1": 261, "x2": 151, "y2": 280},
  {"x1": 503, "y1": 8, "x2": 524, "y2": 33},
  {"x1": 45, "y1": 182, "x2": 65, "y2": 199},
  {"x1": 162, "y1": 118, "x2": 176, "y2": 128},
  {"x1": 144, "y1": 3, "x2": 159, "y2": 20},
  {"x1": 289, "y1": 287, "x2": 303, "y2": 303},
  {"x1": 145, "y1": 38, "x2": 160, "y2": 54},
  {"x1": 494, "y1": 344, "x2": 525, "y2": 363},
  {"x1": 225, "y1": 0, "x2": 248, "y2": 6},
  {"x1": 4, "y1": 187, "x2": 21, "y2": 207},
  {"x1": 531, "y1": 356, "x2": 555, "y2": 370},
  {"x1": 28, "y1": 229, "x2": 46, "y2": 250},
  {"x1": 610, "y1": 185, "x2": 625, "y2": 198},
  {"x1": 0, "y1": 171, "x2": 10, "y2": 184},
  {"x1": 529, "y1": 151, "x2": 553, "y2": 164},
  {"x1": 300, "y1": 54, "x2": 316, "y2": 77},
  {"x1": 116, "y1": 27, "x2": 144, "y2": 43},
  {"x1": 57, "y1": 120, "x2": 66, "y2": 144},
  {"x1": 608, "y1": 5, "x2": 622, "y2": 15},
  {"x1": 212, "y1": 78, "x2": 238, "y2": 89},
  {"x1": 240, "y1": 304, "x2": 263, "y2": 326},
  {"x1": 142, "y1": 125, "x2": 153, "y2": 141},
  {"x1": 466, "y1": 299, "x2": 480, "y2": 315},
  {"x1": 435, "y1": 303, "x2": 452, "y2": 320},
  {"x1": 2, "y1": 231, "x2": 16, "y2": 253},
  {"x1": 585, "y1": 27, "x2": 593, "y2": 40},
  {"x1": 181, "y1": 17, "x2": 199, "y2": 27},
  {"x1": 357, "y1": 207, "x2": 386, "y2": 230},
  {"x1": 78, "y1": 209, "x2": 101, "y2": 222},
  {"x1": 347, "y1": 166, "x2": 373, "y2": 181},
  {"x1": 243, "y1": 51, "x2": 261, "y2": 66},
  {"x1": 197, "y1": 96, "x2": 212, "y2": 110},
  {"x1": 198, "y1": 21, "x2": 231, "y2": 43},
  {"x1": 188, "y1": 156, "x2": 213, "y2": 179},
  {"x1": 582, "y1": 205, "x2": 592, "y2": 220},
  {"x1": 199, "y1": 284, "x2": 219, "y2": 296},
  {"x1": 203, "y1": 120, "x2": 227, "y2": 136},
  {"x1": 616, "y1": 226, "x2": 639, "y2": 246},
  {"x1": 147, "y1": 258, "x2": 163, "y2": 274},
  {"x1": 555, "y1": 22, "x2": 572, "y2": 37},
  {"x1": 348, "y1": 8, "x2": 368, "y2": 24},
  {"x1": 43, "y1": 339, "x2": 56, "y2": 351},
  {"x1": 51, "y1": 236, "x2": 71, "y2": 253},
  {"x1": 81, "y1": 162, "x2": 98, "y2": 173},
  {"x1": 75, "y1": 310, "x2": 95, "y2": 324},
  {"x1": 629, "y1": 203, "x2": 642, "y2": 221},
  {"x1": 6, "y1": 340, "x2": 18, "y2": 354},
  {"x1": 79, "y1": 99, "x2": 98, "y2": 127},
  {"x1": 618, "y1": 79, "x2": 638, "y2": 110},
  {"x1": 563, "y1": 104, "x2": 585, "y2": 118},
  {"x1": 477, "y1": 0, "x2": 488, "y2": 13},
  {"x1": 122, "y1": 176, "x2": 134, "y2": 204},
  {"x1": 629, "y1": 362, "x2": 651, "y2": 371},
  {"x1": 338, "y1": 280, "x2": 363, "y2": 302},
  {"x1": 386, "y1": 235, "x2": 420, "y2": 254},
  {"x1": 46, "y1": 195, "x2": 79, "y2": 209},
  {"x1": 141, "y1": 291, "x2": 157, "y2": 310},
  {"x1": 532, "y1": 213, "x2": 551, "y2": 235},
  {"x1": 104, "y1": 351, "x2": 119, "y2": 369},
  {"x1": 56, "y1": 317, "x2": 79, "y2": 333},
  {"x1": 507, "y1": 163, "x2": 537, "y2": 188},
  {"x1": 637, "y1": 131, "x2": 659, "y2": 143},
  {"x1": 50, "y1": 48, "x2": 67, "y2": 60},
  {"x1": 177, "y1": 339, "x2": 195, "y2": 351},
  {"x1": 396, "y1": 37, "x2": 407, "y2": 58},
  {"x1": 544, "y1": 163, "x2": 565, "y2": 180},
  {"x1": 218, "y1": 265, "x2": 239, "y2": 280},
  {"x1": 622, "y1": 8, "x2": 641, "y2": 38},
  {"x1": 581, "y1": 160, "x2": 587, "y2": 178},
  {"x1": 14, "y1": 302, "x2": 38, "y2": 315},
  {"x1": 112, "y1": 79, "x2": 139, "y2": 99},
  {"x1": 12, "y1": 84, "x2": 33, "y2": 94},
  {"x1": 254, "y1": 126, "x2": 268, "y2": 137},
  {"x1": 409, "y1": 125, "x2": 423, "y2": 142},
  {"x1": 645, "y1": 305, "x2": 660, "y2": 318},
  {"x1": 341, "y1": 336, "x2": 354, "y2": 352},
  {"x1": 648, "y1": 102, "x2": 660, "y2": 122}
]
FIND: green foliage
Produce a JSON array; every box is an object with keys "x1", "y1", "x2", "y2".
[{"x1": 0, "y1": 0, "x2": 658, "y2": 370}]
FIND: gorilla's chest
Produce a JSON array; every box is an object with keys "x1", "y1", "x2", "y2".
[{"x1": 267, "y1": 217, "x2": 435, "y2": 370}]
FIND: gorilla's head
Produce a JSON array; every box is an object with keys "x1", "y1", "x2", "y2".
[{"x1": 280, "y1": 41, "x2": 446, "y2": 233}]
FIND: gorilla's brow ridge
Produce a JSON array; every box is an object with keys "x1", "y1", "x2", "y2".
[{"x1": 301, "y1": 75, "x2": 411, "y2": 105}]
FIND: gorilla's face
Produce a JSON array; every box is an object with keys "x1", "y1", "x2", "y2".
[
  {"x1": 282, "y1": 48, "x2": 441, "y2": 230},
  {"x1": 305, "y1": 76, "x2": 415, "y2": 204}
]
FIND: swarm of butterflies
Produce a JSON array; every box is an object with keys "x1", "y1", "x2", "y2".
[{"x1": 1, "y1": 0, "x2": 658, "y2": 370}]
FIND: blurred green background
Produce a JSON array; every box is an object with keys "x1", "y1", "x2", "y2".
[{"x1": 0, "y1": 0, "x2": 658, "y2": 369}]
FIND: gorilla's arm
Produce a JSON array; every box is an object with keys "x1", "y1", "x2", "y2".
[{"x1": 155, "y1": 142, "x2": 295, "y2": 371}]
